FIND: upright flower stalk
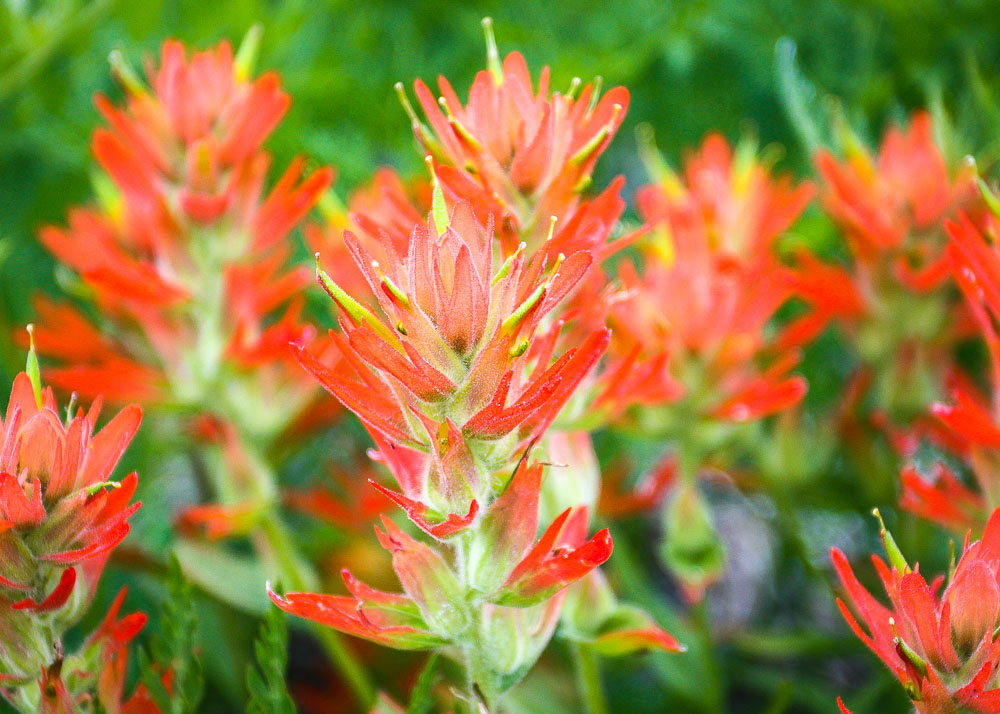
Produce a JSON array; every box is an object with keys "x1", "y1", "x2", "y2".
[
  {"x1": 28, "y1": 34, "x2": 374, "y2": 704},
  {"x1": 584, "y1": 131, "x2": 814, "y2": 598},
  {"x1": 0, "y1": 340, "x2": 148, "y2": 712},
  {"x1": 272, "y1": 32, "x2": 680, "y2": 708}
]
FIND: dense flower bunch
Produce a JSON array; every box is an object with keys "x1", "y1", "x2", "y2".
[
  {"x1": 896, "y1": 210, "x2": 1000, "y2": 532},
  {"x1": 269, "y1": 40, "x2": 680, "y2": 707},
  {"x1": 31, "y1": 35, "x2": 332, "y2": 441},
  {"x1": 573, "y1": 134, "x2": 815, "y2": 598},
  {"x1": 800, "y1": 112, "x2": 980, "y2": 424},
  {"x1": 0, "y1": 344, "x2": 147, "y2": 712},
  {"x1": 833, "y1": 509, "x2": 1000, "y2": 712},
  {"x1": 596, "y1": 133, "x2": 813, "y2": 428},
  {"x1": 396, "y1": 18, "x2": 629, "y2": 252}
]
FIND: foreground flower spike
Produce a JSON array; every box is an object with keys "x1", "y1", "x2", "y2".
[
  {"x1": 31, "y1": 34, "x2": 333, "y2": 442},
  {"x1": 279, "y1": 42, "x2": 648, "y2": 694},
  {"x1": 798, "y1": 111, "x2": 981, "y2": 425},
  {"x1": 398, "y1": 18, "x2": 629, "y2": 251},
  {"x1": 832, "y1": 508, "x2": 1000, "y2": 712},
  {"x1": 0, "y1": 344, "x2": 146, "y2": 711}
]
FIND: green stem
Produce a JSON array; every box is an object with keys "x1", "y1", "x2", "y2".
[
  {"x1": 213, "y1": 432, "x2": 376, "y2": 708},
  {"x1": 570, "y1": 642, "x2": 609, "y2": 714},
  {"x1": 692, "y1": 599, "x2": 725, "y2": 712}
]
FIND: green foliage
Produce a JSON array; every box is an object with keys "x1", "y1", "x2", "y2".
[
  {"x1": 246, "y1": 606, "x2": 296, "y2": 714},
  {"x1": 406, "y1": 653, "x2": 440, "y2": 714},
  {"x1": 139, "y1": 557, "x2": 205, "y2": 714}
]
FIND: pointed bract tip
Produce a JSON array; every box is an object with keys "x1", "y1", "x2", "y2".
[
  {"x1": 394, "y1": 81, "x2": 422, "y2": 126},
  {"x1": 481, "y1": 17, "x2": 502, "y2": 83},
  {"x1": 108, "y1": 49, "x2": 145, "y2": 96},
  {"x1": 234, "y1": 24, "x2": 264, "y2": 81},
  {"x1": 25, "y1": 324, "x2": 42, "y2": 408}
]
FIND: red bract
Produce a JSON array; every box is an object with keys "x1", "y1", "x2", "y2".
[
  {"x1": 399, "y1": 19, "x2": 628, "y2": 251},
  {"x1": 832, "y1": 509, "x2": 1000, "y2": 712},
  {"x1": 30, "y1": 37, "x2": 333, "y2": 442}
]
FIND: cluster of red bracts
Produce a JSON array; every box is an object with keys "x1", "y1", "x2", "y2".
[
  {"x1": 834, "y1": 510, "x2": 1000, "y2": 713},
  {"x1": 269, "y1": 41, "x2": 681, "y2": 704},
  {"x1": 589, "y1": 134, "x2": 813, "y2": 430},
  {"x1": 29, "y1": 38, "x2": 333, "y2": 441},
  {"x1": 0, "y1": 366, "x2": 147, "y2": 711}
]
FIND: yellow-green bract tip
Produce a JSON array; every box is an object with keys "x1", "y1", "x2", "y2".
[
  {"x1": 108, "y1": 49, "x2": 145, "y2": 96},
  {"x1": 872, "y1": 508, "x2": 909, "y2": 574},
  {"x1": 426, "y1": 156, "x2": 449, "y2": 236},
  {"x1": 481, "y1": 17, "x2": 502, "y2": 83},
  {"x1": 235, "y1": 24, "x2": 263, "y2": 81},
  {"x1": 25, "y1": 324, "x2": 42, "y2": 408}
]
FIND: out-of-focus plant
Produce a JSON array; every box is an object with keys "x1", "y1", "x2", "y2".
[{"x1": 26, "y1": 30, "x2": 376, "y2": 706}]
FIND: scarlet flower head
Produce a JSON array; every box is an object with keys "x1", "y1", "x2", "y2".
[
  {"x1": 0, "y1": 345, "x2": 143, "y2": 707},
  {"x1": 636, "y1": 131, "x2": 815, "y2": 264},
  {"x1": 832, "y1": 508, "x2": 1000, "y2": 712},
  {"x1": 31, "y1": 34, "x2": 333, "y2": 442},
  {"x1": 399, "y1": 18, "x2": 629, "y2": 252},
  {"x1": 816, "y1": 112, "x2": 976, "y2": 274},
  {"x1": 594, "y1": 133, "x2": 810, "y2": 428},
  {"x1": 296, "y1": 195, "x2": 609, "y2": 519}
]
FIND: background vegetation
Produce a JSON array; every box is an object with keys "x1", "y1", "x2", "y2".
[{"x1": 4, "y1": 1, "x2": 1000, "y2": 711}]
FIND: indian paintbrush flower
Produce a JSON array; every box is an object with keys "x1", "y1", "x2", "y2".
[
  {"x1": 0, "y1": 341, "x2": 146, "y2": 712},
  {"x1": 833, "y1": 508, "x2": 1000, "y2": 712}
]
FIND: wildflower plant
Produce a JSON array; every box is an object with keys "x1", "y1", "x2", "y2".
[
  {"x1": 269, "y1": 29, "x2": 681, "y2": 708},
  {"x1": 0, "y1": 340, "x2": 147, "y2": 712}
]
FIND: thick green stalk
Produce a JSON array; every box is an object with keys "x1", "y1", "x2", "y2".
[{"x1": 570, "y1": 642, "x2": 609, "y2": 714}]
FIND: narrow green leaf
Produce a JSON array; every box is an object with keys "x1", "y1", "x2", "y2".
[
  {"x1": 246, "y1": 606, "x2": 296, "y2": 714},
  {"x1": 406, "y1": 653, "x2": 440, "y2": 714}
]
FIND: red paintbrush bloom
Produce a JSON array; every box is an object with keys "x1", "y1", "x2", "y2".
[
  {"x1": 594, "y1": 134, "x2": 810, "y2": 427},
  {"x1": 798, "y1": 111, "x2": 982, "y2": 425},
  {"x1": 816, "y1": 112, "x2": 974, "y2": 272},
  {"x1": 0, "y1": 369, "x2": 141, "y2": 614},
  {"x1": 295, "y1": 194, "x2": 608, "y2": 520},
  {"x1": 398, "y1": 19, "x2": 628, "y2": 252},
  {"x1": 279, "y1": 167, "x2": 629, "y2": 703},
  {"x1": 30, "y1": 36, "x2": 333, "y2": 443},
  {"x1": 0, "y1": 351, "x2": 145, "y2": 710},
  {"x1": 832, "y1": 508, "x2": 1000, "y2": 712}
]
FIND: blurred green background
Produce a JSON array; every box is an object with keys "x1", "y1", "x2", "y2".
[{"x1": 3, "y1": 0, "x2": 1000, "y2": 711}]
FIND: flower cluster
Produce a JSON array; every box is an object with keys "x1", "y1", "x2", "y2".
[
  {"x1": 0, "y1": 345, "x2": 147, "y2": 711},
  {"x1": 833, "y1": 509, "x2": 1000, "y2": 712},
  {"x1": 31, "y1": 35, "x2": 332, "y2": 442},
  {"x1": 800, "y1": 112, "x2": 980, "y2": 424},
  {"x1": 269, "y1": 40, "x2": 680, "y2": 707}
]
